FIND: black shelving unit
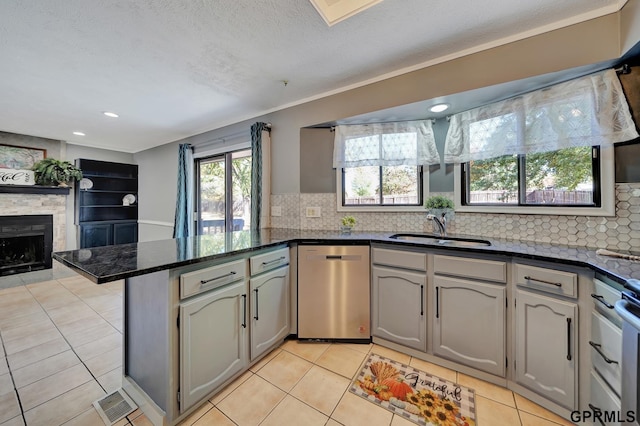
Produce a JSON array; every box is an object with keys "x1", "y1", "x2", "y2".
[{"x1": 75, "y1": 159, "x2": 138, "y2": 248}]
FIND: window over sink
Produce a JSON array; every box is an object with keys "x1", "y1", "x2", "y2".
[
  {"x1": 445, "y1": 69, "x2": 638, "y2": 216},
  {"x1": 333, "y1": 120, "x2": 439, "y2": 212}
]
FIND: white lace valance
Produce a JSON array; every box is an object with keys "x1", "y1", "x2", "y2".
[
  {"x1": 444, "y1": 69, "x2": 639, "y2": 164},
  {"x1": 333, "y1": 120, "x2": 440, "y2": 168}
]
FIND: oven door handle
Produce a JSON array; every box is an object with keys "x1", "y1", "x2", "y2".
[{"x1": 615, "y1": 299, "x2": 640, "y2": 331}]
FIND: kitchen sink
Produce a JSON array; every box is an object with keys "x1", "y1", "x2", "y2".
[{"x1": 389, "y1": 233, "x2": 492, "y2": 247}]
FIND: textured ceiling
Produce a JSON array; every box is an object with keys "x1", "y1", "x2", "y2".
[{"x1": 0, "y1": 0, "x2": 627, "y2": 153}]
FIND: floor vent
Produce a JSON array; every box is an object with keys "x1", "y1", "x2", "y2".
[{"x1": 93, "y1": 389, "x2": 138, "y2": 425}]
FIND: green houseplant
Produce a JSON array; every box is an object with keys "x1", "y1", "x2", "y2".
[
  {"x1": 32, "y1": 158, "x2": 83, "y2": 186},
  {"x1": 424, "y1": 195, "x2": 454, "y2": 210},
  {"x1": 425, "y1": 195, "x2": 455, "y2": 235},
  {"x1": 340, "y1": 215, "x2": 356, "y2": 234}
]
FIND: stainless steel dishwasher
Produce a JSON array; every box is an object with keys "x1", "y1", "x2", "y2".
[{"x1": 297, "y1": 245, "x2": 370, "y2": 341}]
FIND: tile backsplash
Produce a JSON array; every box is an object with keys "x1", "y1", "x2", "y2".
[{"x1": 271, "y1": 183, "x2": 640, "y2": 252}]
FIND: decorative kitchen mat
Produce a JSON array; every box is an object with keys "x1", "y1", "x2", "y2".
[{"x1": 351, "y1": 353, "x2": 476, "y2": 426}]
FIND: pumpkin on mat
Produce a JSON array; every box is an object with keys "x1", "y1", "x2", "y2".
[{"x1": 381, "y1": 377, "x2": 413, "y2": 401}]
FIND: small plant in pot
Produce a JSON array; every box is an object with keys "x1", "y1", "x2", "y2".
[
  {"x1": 425, "y1": 195, "x2": 455, "y2": 227},
  {"x1": 32, "y1": 158, "x2": 83, "y2": 187},
  {"x1": 340, "y1": 215, "x2": 356, "y2": 234}
]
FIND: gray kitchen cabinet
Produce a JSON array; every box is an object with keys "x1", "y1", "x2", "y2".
[
  {"x1": 590, "y1": 370, "x2": 621, "y2": 426},
  {"x1": 515, "y1": 288, "x2": 578, "y2": 410},
  {"x1": 250, "y1": 265, "x2": 290, "y2": 361},
  {"x1": 372, "y1": 265, "x2": 427, "y2": 351},
  {"x1": 179, "y1": 280, "x2": 248, "y2": 412},
  {"x1": 589, "y1": 278, "x2": 623, "y2": 424},
  {"x1": 433, "y1": 275, "x2": 506, "y2": 376}
]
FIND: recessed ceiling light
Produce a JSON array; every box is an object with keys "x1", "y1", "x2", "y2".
[
  {"x1": 103, "y1": 111, "x2": 119, "y2": 118},
  {"x1": 429, "y1": 104, "x2": 449, "y2": 113},
  {"x1": 73, "y1": 131, "x2": 86, "y2": 136}
]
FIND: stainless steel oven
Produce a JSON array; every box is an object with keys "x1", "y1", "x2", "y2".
[{"x1": 615, "y1": 279, "x2": 640, "y2": 426}]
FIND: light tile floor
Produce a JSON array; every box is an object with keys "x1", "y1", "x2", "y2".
[{"x1": 0, "y1": 271, "x2": 576, "y2": 426}]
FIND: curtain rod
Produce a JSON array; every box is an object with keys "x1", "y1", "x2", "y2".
[
  {"x1": 192, "y1": 122, "x2": 272, "y2": 149},
  {"x1": 192, "y1": 132, "x2": 248, "y2": 150},
  {"x1": 331, "y1": 119, "x2": 436, "y2": 131},
  {"x1": 616, "y1": 64, "x2": 631, "y2": 74}
]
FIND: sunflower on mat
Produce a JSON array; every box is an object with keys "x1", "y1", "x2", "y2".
[{"x1": 357, "y1": 360, "x2": 472, "y2": 426}]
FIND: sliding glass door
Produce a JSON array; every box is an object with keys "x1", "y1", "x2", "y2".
[{"x1": 196, "y1": 149, "x2": 252, "y2": 234}]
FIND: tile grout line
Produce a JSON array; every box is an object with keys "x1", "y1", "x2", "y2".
[
  {"x1": 0, "y1": 328, "x2": 27, "y2": 426},
  {"x1": 257, "y1": 349, "x2": 331, "y2": 425},
  {"x1": 19, "y1": 280, "x2": 114, "y2": 421},
  {"x1": 53, "y1": 278, "x2": 132, "y2": 425},
  {"x1": 322, "y1": 343, "x2": 372, "y2": 424}
]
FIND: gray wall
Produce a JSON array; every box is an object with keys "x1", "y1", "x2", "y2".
[
  {"x1": 0, "y1": 131, "x2": 62, "y2": 160},
  {"x1": 298, "y1": 119, "x2": 455, "y2": 194},
  {"x1": 428, "y1": 119, "x2": 455, "y2": 193},
  {"x1": 300, "y1": 128, "x2": 335, "y2": 194},
  {"x1": 615, "y1": 142, "x2": 640, "y2": 182},
  {"x1": 135, "y1": 10, "x2": 638, "y2": 241},
  {"x1": 134, "y1": 141, "x2": 181, "y2": 241}
]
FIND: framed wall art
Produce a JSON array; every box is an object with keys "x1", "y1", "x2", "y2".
[{"x1": 0, "y1": 144, "x2": 46, "y2": 169}]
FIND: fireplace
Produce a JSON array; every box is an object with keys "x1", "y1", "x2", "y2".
[{"x1": 0, "y1": 215, "x2": 53, "y2": 276}]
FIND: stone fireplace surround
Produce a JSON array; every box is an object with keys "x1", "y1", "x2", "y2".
[
  {"x1": 0, "y1": 193, "x2": 67, "y2": 273},
  {"x1": 0, "y1": 214, "x2": 53, "y2": 276}
]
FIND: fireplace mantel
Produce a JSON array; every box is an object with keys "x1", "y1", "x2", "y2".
[{"x1": 0, "y1": 185, "x2": 70, "y2": 195}]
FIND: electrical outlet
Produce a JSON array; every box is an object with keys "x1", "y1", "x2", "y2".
[
  {"x1": 271, "y1": 206, "x2": 282, "y2": 217},
  {"x1": 305, "y1": 207, "x2": 321, "y2": 217}
]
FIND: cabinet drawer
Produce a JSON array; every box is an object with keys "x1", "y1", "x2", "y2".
[
  {"x1": 372, "y1": 247, "x2": 427, "y2": 271},
  {"x1": 180, "y1": 259, "x2": 247, "y2": 299},
  {"x1": 590, "y1": 370, "x2": 621, "y2": 426},
  {"x1": 514, "y1": 264, "x2": 577, "y2": 298},
  {"x1": 592, "y1": 279, "x2": 622, "y2": 328},
  {"x1": 250, "y1": 247, "x2": 290, "y2": 276},
  {"x1": 434, "y1": 255, "x2": 506, "y2": 283},
  {"x1": 590, "y1": 311, "x2": 622, "y2": 396}
]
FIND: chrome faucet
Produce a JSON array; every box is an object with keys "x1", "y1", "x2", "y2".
[{"x1": 427, "y1": 213, "x2": 447, "y2": 237}]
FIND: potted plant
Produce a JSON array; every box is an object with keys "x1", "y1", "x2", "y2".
[
  {"x1": 32, "y1": 158, "x2": 83, "y2": 187},
  {"x1": 425, "y1": 195, "x2": 455, "y2": 233},
  {"x1": 340, "y1": 215, "x2": 356, "y2": 234}
]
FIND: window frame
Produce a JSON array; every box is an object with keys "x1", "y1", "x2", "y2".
[
  {"x1": 453, "y1": 145, "x2": 615, "y2": 216},
  {"x1": 336, "y1": 166, "x2": 429, "y2": 212},
  {"x1": 195, "y1": 146, "x2": 252, "y2": 234}
]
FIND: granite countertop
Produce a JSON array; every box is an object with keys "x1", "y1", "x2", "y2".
[{"x1": 52, "y1": 228, "x2": 640, "y2": 285}]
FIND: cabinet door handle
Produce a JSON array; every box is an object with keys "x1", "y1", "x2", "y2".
[
  {"x1": 254, "y1": 288, "x2": 259, "y2": 320},
  {"x1": 262, "y1": 256, "x2": 286, "y2": 266},
  {"x1": 588, "y1": 404, "x2": 606, "y2": 426},
  {"x1": 200, "y1": 271, "x2": 236, "y2": 286},
  {"x1": 590, "y1": 293, "x2": 614, "y2": 309},
  {"x1": 566, "y1": 317, "x2": 572, "y2": 361},
  {"x1": 589, "y1": 341, "x2": 619, "y2": 364},
  {"x1": 524, "y1": 275, "x2": 562, "y2": 287},
  {"x1": 420, "y1": 285, "x2": 424, "y2": 316},
  {"x1": 436, "y1": 286, "x2": 439, "y2": 319},
  {"x1": 241, "y1": 294, "x2": 247, "y2": 328}
]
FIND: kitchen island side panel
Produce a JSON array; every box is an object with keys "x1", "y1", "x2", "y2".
[{"x1": 126, "y1": 270, "x2": 173, "y2": 413}]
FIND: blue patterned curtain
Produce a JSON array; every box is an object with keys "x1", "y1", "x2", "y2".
[
  {"x1": 173, "y1": 143, "x2": 194, "y2": 238},
  {"x1": 250, "y1": 123, "x2": 271, "y2": 230}
]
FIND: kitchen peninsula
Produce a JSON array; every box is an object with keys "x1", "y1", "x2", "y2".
[
  {"x1": 53, "y1": 229, "x2": 640, "y2": 425},
  {"x1": 54, "y1": 228, "x2": 640, "y2": 284}
]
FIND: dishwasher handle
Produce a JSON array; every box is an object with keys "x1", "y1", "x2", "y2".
[{"x1": 321, "y1": 255, "x2": 363, "y2": 261}]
